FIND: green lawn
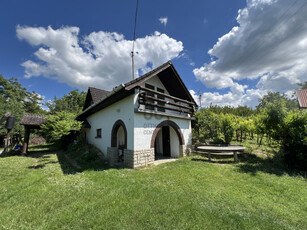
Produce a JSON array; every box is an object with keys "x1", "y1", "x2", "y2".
[{"x1": 0, "y1": 145, "x2": 306, "y2": 229}]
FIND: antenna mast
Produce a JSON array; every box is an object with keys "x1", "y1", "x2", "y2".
[
  {"x1": 131, "y1": 0, "x2": 139, "y2": 80},
  {"x1": 198, "y1": 90, "x2": 202, "y2": 108}
]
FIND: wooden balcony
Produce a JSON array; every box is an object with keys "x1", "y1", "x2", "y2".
[{"x1": 137, "y1": 86, "x2": 196, "y2": 117}]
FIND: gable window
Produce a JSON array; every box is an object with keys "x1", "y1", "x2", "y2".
[
  {"x1": 157, "y1": 87, "x2": 165, "y2": 112},
  {"x1": 96, "y1": 128, "x2": 102, "y2": 138},
  {"x1": 145, "y1": 83, "x2": 155, "y2": 110}
]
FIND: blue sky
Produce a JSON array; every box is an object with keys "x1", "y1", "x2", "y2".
[{"x1": 1, "y1": 0, "x2": 306, "y2": 108}]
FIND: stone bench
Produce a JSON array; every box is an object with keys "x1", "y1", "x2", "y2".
[{"x1": 196, "y1": 145, "x2": 246, "y2": 163}]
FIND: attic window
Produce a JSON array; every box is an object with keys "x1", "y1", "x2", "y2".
[{"x1": 96, "y1": 129, "x2": 102, "y2": 138}]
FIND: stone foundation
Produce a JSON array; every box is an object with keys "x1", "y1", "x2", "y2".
[
  {"x1": 179, "y1": 145, "x2": 192, "y2": 157},
  {"x1": 107, "y1": 147, "x2": 118, "y2": 166},
  {"x1": 108, "y1": 145, "x2": 191, "y2": 168},
  {"x1": 124, "y1": 148, "x2": 155, "y2": 168}
]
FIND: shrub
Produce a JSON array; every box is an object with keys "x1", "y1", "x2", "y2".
[
  {"x1": 221, "y1": 114, "x2": 235, "y2": 144},
  {"x1": 282, "y1": 110, "x2": 307, "y2": 171},
  {"x1": 41, "y1": 111, "x2": 82, "y2": 142}
]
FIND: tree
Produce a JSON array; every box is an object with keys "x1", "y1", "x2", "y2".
[
  {"x1": 282, "y1": 110, "x2": 307, "y2": 170},
  {"x1": 46, "y1": 89, "x2": 86, "y2": 114},
  {"x1": 24, "y1": 91, "x2": 45, "y2": 114},
  {"x1": 0, "y1": 75, "x2": 27, "y2": 135},
  {"x1": 256, "y1": 92, "x2": 298, "y2": 111},
  {"x1": 0, "y1": 75, "x2": 46, "y2": 135},
  {"x1": 297, "y1": 81, "x2": 307, "y2": 89},
  {"x1": 41, "y1": 112, "x2": 82, "y2": 142}
]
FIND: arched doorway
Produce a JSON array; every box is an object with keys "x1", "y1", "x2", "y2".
[
  {"x1": 150, "y1": 120, "x2": 184, "y2": 159},
  {"x1": 111, "y1": 120, "x2": 127, "y2": 162},
  {"x1": 111, "y1": 120, "x2": 127, "y2": 148}
]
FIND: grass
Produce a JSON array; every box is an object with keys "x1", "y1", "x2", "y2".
[{"x1": 0, "y1": 143, "x2": 306, "y2": 229}]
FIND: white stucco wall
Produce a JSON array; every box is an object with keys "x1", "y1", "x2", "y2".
[
  {"x1": 85, "y1": 95, "x2": 135, "y2": 155},
  {"x1": 170, "y1": 127, "x2": 179, "y2": 157},
  {"x1": 133, "y1": 112, "x2": 192, "y2": 151}
]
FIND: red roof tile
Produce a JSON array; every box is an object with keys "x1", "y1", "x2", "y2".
[{"x1": 297, "y1": 89, "x2": 307, "y2": 108}]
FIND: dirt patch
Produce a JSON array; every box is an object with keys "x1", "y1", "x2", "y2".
[{"x1": 29, "y1": 136, "x2": 46, "y2": 145}]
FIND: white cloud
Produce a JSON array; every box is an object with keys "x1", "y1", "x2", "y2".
[
  {"x1": 190, "y1": 88, "x2": 267, "y2": 108},
  {"x1": 159, "y1": 17, "x2": 168, "y2": 26},
  {"x1": 17, "y1": 26, "x2": 183, "y2": 90},
  {"x1": 193, "y1": 0, "x2": 307, "y2": 107}
]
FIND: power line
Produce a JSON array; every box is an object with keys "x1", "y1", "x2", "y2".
[{"x1": 131, "y1": 0, "x2": 139, "y2": 80}]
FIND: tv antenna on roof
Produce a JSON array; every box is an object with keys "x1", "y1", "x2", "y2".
[
  {"x1": 197, "y1": 90, "x2": 202, "y2": 108},
  {"x1": 131, "y1": 0, "x2": 139, "y2": 80}
]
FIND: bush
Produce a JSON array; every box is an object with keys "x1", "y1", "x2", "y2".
[
  {"x1": 221, "y1": 114, "x2": 235, "y2": 144},
  {"x1": 41, "y1": 111, "x2": 82, "y2": 142},
  {"x1": 282, "y1": 110, "x2": 307, "y2": 171}
]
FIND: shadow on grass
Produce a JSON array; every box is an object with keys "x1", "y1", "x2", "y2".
[
  {"x1": 193, "y1": 152, "x2": 306, "y2": 178},
  {"x1": 1, "y1": 143, "x2": 121, "y2": 175},
  {"x1": 192, "y1": 157, "x2": 235, "y2": 164},
  {"x1": 236, "y1": 153, "x2": 306, "y2": 178},
  {"x1": 27, "y1": 149, "x2": 122, "y2": 175},
  {"x1": 55, "y1": 151, "x2": 123, "y2": 175}
]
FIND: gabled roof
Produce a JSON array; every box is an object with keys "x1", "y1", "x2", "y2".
[
  {"x1": 20, "y1": 114, "x2": 45, "y2": 127},
  {"x1": 297, "y1": 89, "x2": 307, "y2": 109},
  {"x1": 78, "y1": 61, "x2": 197, "y2": 119},
  {"x1": 89, "y1": 87, "x2": 110, "y2": 103},
  {"x1": 83, "y1": 87, "x2": 110, "y2": 110},
  {"x1": 125, "y1": 61, "x2": 196, "y2": 104}
]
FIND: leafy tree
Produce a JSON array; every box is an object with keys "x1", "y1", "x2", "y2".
[
  {"x1": 206, "y1": 105, "x2": 255, "y2": 117},
  {"x1": 24, "y1": 91, "x2": 45, "y2": 114},
  {"x1": 0, "y1": 75, "x2": 26, "y2": 135},
  {"x1": 41, "y1": 112, "x2": 82, "y2": 142},
  {"x1": 256, "y1": 92, "x2": 298, "y2": 111},
  {"x1": 46, "y1": 89, "x2": 86, "y2": 114},
  {"x1": 282, "y1": 110, "x2": 307, "y2": 170},
  {"x1": 297, "y1": 81, "x2": 307, "y2": 89},
  {"x1": 0, "y1": 75, "x2": 45, "y2": 135},
  {"x1": 194, "y1": 109, "x2": 220, "y2": 142}
]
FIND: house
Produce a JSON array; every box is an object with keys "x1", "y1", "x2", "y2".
[
  {"x1": 77, "y1": 61, "x2": 198, "y2": 168},
  {"x1": 297, "y1": 89, "x2": 307, "y2": 109}
]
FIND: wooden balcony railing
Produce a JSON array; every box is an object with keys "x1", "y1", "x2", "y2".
[{"x1": 138, "y1": 86, "x2": 195, "y2": 115}]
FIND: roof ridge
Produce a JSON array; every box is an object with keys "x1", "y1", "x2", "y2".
[{"x1": 124, "y1": 61, "x2": 172, "y2": 87}]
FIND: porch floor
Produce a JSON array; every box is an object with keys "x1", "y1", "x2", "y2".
[{"x1": 154, "y1": 158, "x2": 178, "y2": 165}]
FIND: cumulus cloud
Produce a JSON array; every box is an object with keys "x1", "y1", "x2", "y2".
[
  {"x1": 159, "y1": 17, "x2": 168, "y2": 26},
  {"x1": 193, "y1": 0, "x2": 307, "y2": 107},
  {"x1": 190, "y1": 88, "x2": 267, "y2": 108},
  {"x1": 17, "y1": 26, "x2": 183, "y2": 90}
]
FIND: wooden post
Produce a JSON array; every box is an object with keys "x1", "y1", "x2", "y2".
[
  {"x1": 3, "y1": 130, "x2": 10, "y2": 152},
  {"x1": 22, "y1": 126, "x2": 30, "y2": 155},
  {"x1": 234, "y1": 151, "x2": 238, "y2": 163}
]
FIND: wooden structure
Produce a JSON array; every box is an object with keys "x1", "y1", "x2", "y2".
[
  {"x1": 20, "y1": 114, "x2": 45, "y2": 154},
  {"x1": 197, "y1": 145, "x2": 246, "y2": 163}
]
